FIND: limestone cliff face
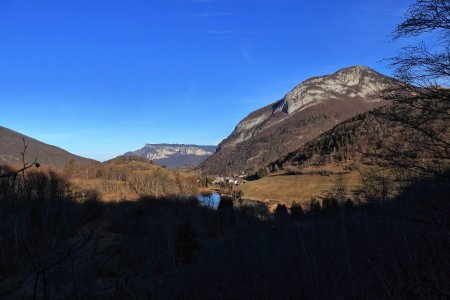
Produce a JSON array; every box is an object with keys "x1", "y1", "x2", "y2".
[
  {"x1": 125, "y1": 144, "x2": 216, "y2": 168},
  {"x1": 201, "y1": 66, "x2": 397, "y2": 175},
  {"x1": 228, "y1": 66, "x2": 390, "y2": 148}
]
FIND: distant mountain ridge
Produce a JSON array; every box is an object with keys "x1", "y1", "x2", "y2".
[
  {"x1": 124, "y1": 144, "x2": 216, "y2": 168},
  {"x1": 0, "y1": 126, "x2": 97, "y2": 169},
  {"x1": 201, "y1": 66, "x2": 398, "y2": 175}
]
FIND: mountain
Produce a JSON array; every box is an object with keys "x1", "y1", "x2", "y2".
[
  {"x1": 0, "y1": 126, "x2": 97, "y2": 169},
  {"x1": 201, "y1": 66, "x2": 397, "y2": 175},
  {"x1": 124, "y1": 144, "x2": 216, "y2": 168},
  {"x1": 272, "y1": 96, "x2": 449, "y2": 176}
]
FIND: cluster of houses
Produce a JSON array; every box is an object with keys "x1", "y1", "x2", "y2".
[{"x1": 212, "y1": 172, "x2": 247, "y2": 186}]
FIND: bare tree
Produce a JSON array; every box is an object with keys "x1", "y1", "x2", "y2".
[
  {"x1": 335, "y1": 173, "x2": 348, "y2": 202},
  {"x1": 0, "y1": 138, "x2": 40, "y2": 180},
  {"x1": 379, "y1": 0, "x2": 450, "y2": 178},
  {"x1": 359, "y1": 168, "x2": 394, "y2": 201}
]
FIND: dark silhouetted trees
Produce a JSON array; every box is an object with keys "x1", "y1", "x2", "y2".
[
  {"x1": 290, "y1": 201, "x2": 304, "y2": 220},
  {"x1": 321, "y1": 193, "x2": 338, "y2": 211},
  {"x1": 274, "y1": 204, "x2": 289, "y2": 221},
  {"x1": 218, "y1": 197, "x2": 236, "y2": 231},
  {"x1": 308, "y1": 197, "x2": 321, "y2": 214}
]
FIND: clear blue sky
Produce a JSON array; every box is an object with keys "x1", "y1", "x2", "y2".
[{"x1": 0, "y1": 0, "x2": 414, "y2": 161}]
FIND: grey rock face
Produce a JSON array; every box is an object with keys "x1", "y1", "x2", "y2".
[
  {"x1": 125, "y1": 144, "x2": 216, "y2": 168},
  {"x1": 232, "y1": 66, "x2": 391, "y2": 145}
]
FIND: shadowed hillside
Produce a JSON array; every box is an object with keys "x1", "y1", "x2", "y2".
[
  {"x1": 270, "y1": 100, "x2": 450, "y2": 178},
  {"x1": 0, "y1": 126, "x2": 96, "y2": 169}
]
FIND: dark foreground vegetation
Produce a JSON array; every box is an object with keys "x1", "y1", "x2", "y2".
[
  {"x1": 1, "y1": 0, "x2": 449, "y2": 298},
  {"x1": 0, "y1": 168, "x2": 449, "y2": 299}
]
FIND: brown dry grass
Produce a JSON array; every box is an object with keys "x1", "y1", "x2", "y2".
[
  {"x1": 67, "y1": 157, "x2": 202, "y2": 201},
  {"x1": 238, "y1": 170, "x2": 360, "y2": 206}
]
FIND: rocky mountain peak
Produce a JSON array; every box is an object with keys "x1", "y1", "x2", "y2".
[
  {"x1": 277, "y1": 66, "x2": 390, "y2": 115},
  {"x1": 234, "y1": 66, "x2": 392, "y2": 137},
  {"x1": 201, "y1": 66, "x2": 397, "y2": 175}
]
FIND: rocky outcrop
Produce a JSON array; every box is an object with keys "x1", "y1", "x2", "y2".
[{"x1": 125, "y1": 144, "x2": 216, "y2": 168}]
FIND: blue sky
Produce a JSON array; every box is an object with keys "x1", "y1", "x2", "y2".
[{"x1": 0, "y1": 0, "x2": 414, "y2": 161}]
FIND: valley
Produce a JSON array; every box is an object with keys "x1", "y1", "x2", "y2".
[
  {"x1": 1, "y1": 62, "x2": 449, "y2": 300},
  {"x1": 236, "y1": 165, "x2": 361, "y2": 206},
  {"x1": 0, "y1": 65, "x2": 445, "y2": 206},
  {"x1": 1, "y1": 0, "x2": 449, "y2": 298}
]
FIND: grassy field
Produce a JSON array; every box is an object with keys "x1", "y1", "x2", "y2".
[{"x1": 237, "y1": 171, "x2": 361, "y2": 206}]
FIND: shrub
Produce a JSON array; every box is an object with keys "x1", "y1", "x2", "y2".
[{"x1": 256, "y1": 167, "x2": 269, "y2": 179}]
